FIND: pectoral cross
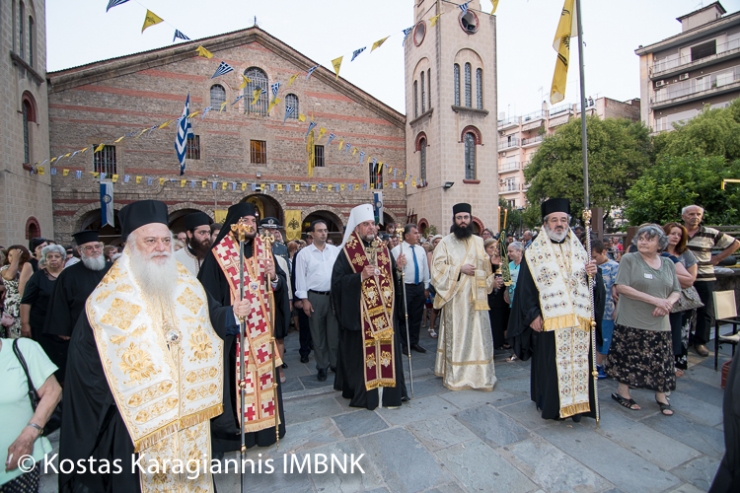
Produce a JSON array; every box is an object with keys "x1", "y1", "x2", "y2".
[{"x1": 366, "y1": 237, "x2": 382, "y2": 276}]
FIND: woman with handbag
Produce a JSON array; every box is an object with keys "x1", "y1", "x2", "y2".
[
  {"x1": 1, "y1": 337, "x2": 62, "y2": 492},
  {"x1": 663, "y1": 222, "x2": 700, "y2": 377},
  {"x1": 607, "y1": 224, "x2": 681, "y2": 416},
  {"x1": 0, "y1": 247, "x2": 31, "y2": 339}
]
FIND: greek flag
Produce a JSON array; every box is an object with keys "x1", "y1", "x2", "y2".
[
  {"x1": 402, "y1": 27, "x2": 413, "y2": 43},
  {"x1": 106, "y1": 0, "x2": 129, "y2": 12},
  {"x1": 327, "y1": 133, "x2": 336, "y2": 145},
  {"x1": 345, "y1": 143, "x2": 351, "y2": 153},
  {"x1": 175, "y1": 94, "x2": 193, "y2": 175},
  {"x1": 351, "y1": 47, "x2": 366, "y2": 61},
  {"x1": 284, "y1": 105, "x2": 295, "y2": 123},
  {"x1": 359, "y1": 151, "x2": 365, "y2": 164},
  {"x1": 201, "y1": 106, "x2": 212, "y2": 119},
  {"x1": 75, "y1": 170, "x2": 82, "y2": 179},
  {"x1": 231, "y1": 95, "x2": 245, "y2": 106},
  {"x1": 306, "y1": 65, "x2": 319, "y2": 80},
  {"x1": 271, "y1": 82, "x2": 281, "y2": 98},
  {"x1": 173, "y1": 30, "x2": 190, "y2": 42},
  {"x1": 305, "y1": 121, "x2": 317, "y2": 137},
  {"x1": 460, "y1": 1, "x2": 470, "y2": 14},
  {"x1": 100, "y1": 180, "x2": 114, "y2": 227},
  {"x1": 211, "y1": 61, "x2": 234, "y2": 79}
]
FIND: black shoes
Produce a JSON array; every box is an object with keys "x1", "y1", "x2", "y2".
[
  {"x1": 300, "y1": 355, "x2": 309, "y2": 363},
  {"x1": 281, "y1": 362, "x2": 288, "y2": 369},
  {"x1": 411, "y1": 344, "x2": 427, "y2": 353},
  {"x1": 317, "y1": 368, "x2": 328, "y2": 382}
]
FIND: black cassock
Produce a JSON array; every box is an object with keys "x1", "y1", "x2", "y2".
[
  {"x1": 507, "y1": 255, "x2": 605, "y2": 420},
  {"x1": 58, "y1": 293, "x2": 235, "y2": 493},
  {"x1": 330, "y1": 244, "x2": 408, "y2": 410},
  {"x1": 42, "y1": 261, "x2": 110, "y2": 383},
  {"x1": 709, "y1": 354, "x2": 740, "y2": 493},
  {"x1": 197, "y1": 241, "x2": 289, "y2": 453}
]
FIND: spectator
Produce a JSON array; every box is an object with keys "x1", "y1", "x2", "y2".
[
  {"x1": 683, "y1": 205, "x2": 740, "y2": 357},
  {"x1": 522, "y1": 230, "x2": 533, "y2": 249},
  {"x1": 209, "y1": 223, "x2": 222, "y2": 245},
  {"x1": 20, "y1": 245, "x2": 65, "y2": 340},
  {"x1": 485, "y1": 238, "x2": 509, "y2": 350},
  {"x1": 481, "y1": 228, "x2": 494, "y2": 241},
  {"x1": 504, "y1": 242, "x2": 524, "y2": 307},
  {"x1": 64, "y1": 246, "x2": 80, "y2": 268},
  {"x1": 0, "y1": 337, "x2": 62, "y2": 493},
  {"x1": 591, "y1": 240, "x2": 619, "y2": 379},
  {"x1": 103, "y1": 245, "x2": 117, "y2": 263},
  {"x1": 608, "y1": 224, "x2": 680, "y2": 416},
  {"x1": 663, "y1": 222, "x2": 698, "y2": 376},
  {"x1": 1, "y1": 246, "x2": 31, "y2": 339},
  {"x1": 610, "y1": 236, "x2": 623, "y2": 261}
]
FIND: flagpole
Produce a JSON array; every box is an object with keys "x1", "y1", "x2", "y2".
[{"x1": 575, "y1": 0, "x2": 600, "y2": 425}]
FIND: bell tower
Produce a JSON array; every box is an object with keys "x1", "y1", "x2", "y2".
[{"x1": 404, "y1": 0, "x2": 499, "y2": 235}]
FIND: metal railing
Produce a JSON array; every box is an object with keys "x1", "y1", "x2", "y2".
[
  {"x1": 498, "y1": 161, "x2": 520, "y2": 172},
  {"x1": 653, "y1": 65, "x2": 740, "y2": 104},
  {"x1": 522, "y1": 110, "x2": 546, "y2": 122},
  {"x1": 548, "y1": 103, "x2": 573, "y2": 116},
  {"x1": 497, "y1": 116, "x2": 520, "y2": 127},
  {"x1": 522, "y1": 135, "x2": 545, "y2": 146},
  {"x1": 651, "y1": 38, "x2": 740, "y2": 74},
  {"x1": 497, "y1": 138, "x2": 521, "y2": 150}
]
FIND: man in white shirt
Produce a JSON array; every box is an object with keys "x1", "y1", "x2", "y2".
[
  {"x1": 391, "y1": 224, "x2": 430, "y2": 354},
  {"x1": 294, "y1": 220, "x2": 341, "y2": 381}
]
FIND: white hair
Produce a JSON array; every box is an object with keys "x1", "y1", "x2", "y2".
[
  {"x1": 127, "y1": 229, "x2": 178, "y2": 318},
  {"x1": 681, "y1": 205, "x2": 704, "y2": 215},
  {"x1": 42, "y1": 244, "x2": 66, "y2": 260},
  {"x1": 508, "y1": 241, "x2": 524, "y2": 253}
]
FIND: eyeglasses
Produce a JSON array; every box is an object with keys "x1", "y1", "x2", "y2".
[{"x1": 82, "y1": 244, "x2": 103, "y2": 253}]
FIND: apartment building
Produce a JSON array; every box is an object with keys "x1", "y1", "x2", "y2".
[
  {"x1": 636, "y1": 2, "x2": 740, "y2": 132},
  {"x1": 497, "y1": 97, "x2": 640, "y2": 208}
]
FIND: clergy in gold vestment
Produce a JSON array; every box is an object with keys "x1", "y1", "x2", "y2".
[{"x1": 432, "y1": 203, "x2": 497, "y2": 391}]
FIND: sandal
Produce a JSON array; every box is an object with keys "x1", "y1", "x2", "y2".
[
  {"x1": 656, "y1": 398, "x2": 673, "y2": 416},
  {"x1": 611, "y1": 392, "x2": 640, "y2": 410},
  {"x1": 428, "y1": 328, "x2": 438, "y2": 339},
  {"x1": 675, "y1": 369, "x2": 684, "y2": 378}
]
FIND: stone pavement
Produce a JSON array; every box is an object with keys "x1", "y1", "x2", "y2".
[{"x1": 40, "y1": 326, "x2": 730, "y2": 493}]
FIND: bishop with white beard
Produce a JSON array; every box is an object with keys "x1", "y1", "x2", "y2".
[{"x1": 58, "y1": 200, "x2": 249, "y2": 493}]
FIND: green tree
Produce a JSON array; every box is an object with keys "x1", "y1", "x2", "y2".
[
  {"x1": 524, "y1": 116, "x2": 651, "y2": 216},
  {"x1": 624, "y1": 155, "x2": 740, "y2": 225}
]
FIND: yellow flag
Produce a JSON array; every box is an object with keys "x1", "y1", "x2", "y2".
[
  {"x1": 37, "y1": 167, "x2": 45, "y2": 176},
  {"x1": 371, "y1": 36, "x2": 389, "y2": 52},
  {"x1": 307, "y1": 128, "x2": 315, "y2": 178},
  {"x1": 196, "y1": 46, "x2": 214, "y2": 59},
  {"x1": 298, "y1": 113, "x2": 306, "y2": 122},
  {"x1": 338, "y1": 139, "x2": 344, "y2": 151},
  {"x1": 550, "y1": 0, "x2": 577, "y2": 104},
  {"x1": 491, "y1": 0, "x2": 500, "y2": 14},
  {"x1": 317, "y1": 127, "x2": 326, "y2": 142},
  {"x1": 241, "y1": 183, "x2": 247, "y2": 191},
  {"x1": 412, "y1": 179, "x2": 417, "y2": 187},
  {"x1": 159, "y1": 120, "x2": 172, "y2": 129},
  {"x1": 277, "y1": 184, "x2": 283, "y2": 191},
  {"x1": 80, "y1": 147, "x2": 89, "y2": 154},
  {"x1": 268, "y1": 97, "x2": 281, "y2": 113},
  {"x1": 340, "y1": 184, "x2": 346, "y2": 191},
  {"x1": 201, "y1": 180, "x2": 207, "y2": 188},
  {"x1": 284, "y1": 210, "x2": 301, "y2": 241},
  {"x1": 189, "y1": 111, "x2": 200, "y2": 118},
  {"x1": 288, "y1": 73, "x2": 300, "y2": 87},
  {"x1": 219, "y1": 101, "x2": 227, "y2": 113},
  {"x1": 63, "y1": 169, "x2": 69, "y2": 177},
  {"x1": 378, "y1": 162, "x2": 384, "y2": 174},
  {"x1": 295, "y1": 184, "x2": 300, "y2": 191},
  {"x1": 94, "y1": 143, "x2": 105, "y2": 153},
  {"x1": 238, "y1": 74, "x2": 250, "y2": 90},
  {"x1": 136, "y1": 128, "x2": 148, "y2": 139},
  {"x1": 50, "y1": 157, "x2": 57, "y2": 163},
  {"x1": 251, "y1": 88, "x2": 262, "y2": 106},
  {"x1": 136, "y1": 176, "x2": 143, "y2": 184},
  {"x1": 92, "y1": 172, "x2": 99, "y2": 179},
  {"x1": 399, "y1": 182, "x2": 404, "y2": 189},
  {"x1": 331, "y1": 56, "x2": 343, "y2": 80},
  {"x1": 180, "y1": 179, "x2": 186, "y2": 188},
  {"x1": 222, "y1": 182, "x2": 228, "y2": 190},
  {"x1": 159, "y1": 178, "x2": 165, "y2": 186},
  {"x1": 141, "y1": 10, "x2": 164, "y2": 33},
  {"x1": 63, "y1": 153, "x2": 71, "y2": 159},
  {"x1": 112, "y1": 174, "x2": 119, "y2": 183},
  {"x1": 114, "y1": 136, "x2": 125, "y2": 143},
  {"x1": 327, "y1": 184, "x2": 333, "y2": 191},
  {"x1": 261, "y1": 183, "x2": 266, "y2": 191},
  {"x1": 311, "y1": 184, "x2": 316, "y2": 191},
  {"x1": 429, "y1": 14, "x2": 441, "y2": 27},
  {"x1": 352, "y1": 147, "x2": 358, "y2": 156}
]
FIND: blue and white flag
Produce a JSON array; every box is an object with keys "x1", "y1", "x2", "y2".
[
  {"x1": 305, "y1": 121, "x2": 317, "y2": 137},
  {"x1": 175, "y1": 94, "x2": 193, "y2": 175},
  {"x1": 402, "y1": 27, "x2": 413, "y2": 43},
  {"x1": 211, "y1": 61, "x2": 234, "y2": 79},
  {"x1": 284, "y1": 105, "x2": 295, "y2": 123},
  {"x1": 359, "y1": 151, "x2": 365, "y2": 163},
  {"x1": 306, "y1": 65, "x2": 319, "y2": 80},
  {"x1": 147, "y1": 177, "x2": 153, "y2": 186},
  {"x1": 100, "y1": 180, "x2": 114, "y2": 227},
  {"x1": 231, "y1": 95, "x2": 245, "y2": 106},
  {"x1": 345, "y1": 143, "x2": 351, "y2": 153},
  {"x1": 271, "y1": 82, "x2": 281, "y2": 98},
  {"x1": 373, "y1": 191, "x2": 384, "y2": 225},
  {"x1": 201, "y1": 106, "x2": 212, "y2": 119},
  {"x1": 351, "y1": 47, "x2": 366, "y2": 61},
  {"x1": 51, "y1": 168, "x2": 57, "y2": 176},
  {"x1": 75, "y1": 170, "x2": 82, "y2": 179},
  {"x1": 106, "y1": 0, "x2": 129, "y2": 12},
  {"x1": 173, "y1": 29, "x2": 190, "y2": 42},
  {"x1": 460, "y1": 1, "x2": 470, "y2": 14},
  {"x1": 124, "y1": 175, "x2": 131, "y2": 183},
  {"x1": 327, "y1": 133, "x2": 336, "y2": 145}
]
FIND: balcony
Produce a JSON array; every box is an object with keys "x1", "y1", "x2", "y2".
[
  {"x1": 650, "y1": 38, "x2": 740, "y2": 79},
  {"x1": 498, "y1": 161, "x2": 520, "y2": 173},
  {"x1": 500, "y1": 183, "x2": 520, "y2": 195},
  {"x1": 522, "y1": 135, "x2": 545, "y2": 147},
  {"x1": 522, "y1": 110, "x2": 546, "y2": 123},
  {"x1": 548, "y1": 103, "x2": 574, "y2": 116},
  {"x1": 498, "y1": 138, "x2": 520, "y2": 151},
  {"x1": 497, "y1": 116, "x2": 520, "y2": 130},
  {"x1": 651, "y1": 65, "x2": 740, "y2": 110}
]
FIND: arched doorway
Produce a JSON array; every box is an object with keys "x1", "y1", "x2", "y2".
[
  {"x1": 417, "y1": 218, "x2": 429, "y2": 237},
  {"x1": 78, "y1": 210, "x2": 123, "y2": 245},
  {"x1": 240, "y1": 194, "x2": 283, "y2": 223},
  {"x1": 471, "y1": 216, "x2": 483, "y2": 235},
  {"x1": 25, "y1": 217, "x2": 41, "y2": 240},
  {"x1": 303, "y1": 210, "x2": 343, "y2": 245}
]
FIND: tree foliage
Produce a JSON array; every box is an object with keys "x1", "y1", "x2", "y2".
[{"x1": 524, "y1": 116, "x2": 651, "y2": 216}]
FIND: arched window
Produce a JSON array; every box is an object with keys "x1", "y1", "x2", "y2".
[
  {"x1": 464, "y1": 132, "x2": 476, "y2": 180},
  {"x1": 427, "y1": 68, "x2": 432, "y2": 110},
  {"x1": 421, "y1": 71, "x2": 426, "y2": 114},
  {"x1": 476, "y1": 68, "x2": 483, "y2": 109},
  {"x1": 244, "y1": 67, "x2": 268, "y2": 116},
  {"x1": 453, "y1": 64, "x2": 460, "y2": 106},
  {"x1": 210, "y1": 84, "x2": 226, "y2": 111},
  {"x1": 285, "y1": 93, "x2": 299, "y2": 119},
  {"x1": 419, "y1": 137, "x2": 427, "y2": 183},
  {"x1": 464, "y1": 63, "x2": 472, "y2": 107},
  {"x1": 22, "y1": 100, "x2": 31, "y2": 164},
  {"x1": 28, "y1": 16, "x2": 34, "y2": 67},
  {"x1": 413, "y1": 80, "x2": 418, "y2": 118},
  {"x1": 19, "y1": 1, "x2": 25, "y2": 58}
]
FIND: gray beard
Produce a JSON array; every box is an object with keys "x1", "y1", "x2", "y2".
[
  {"x1": 129, "y1": 248, "x2": 178, "y2": 315},
  {"x1": 81, "y1": 254, "x2": 107, "y2": 271},
  {"x1": 545, "y1": 226, "x2": 568, "y2": 242}
]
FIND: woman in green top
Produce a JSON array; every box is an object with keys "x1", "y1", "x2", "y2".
[{"x1": 607, "y1": 224, "x2": 681, "y2": 416}]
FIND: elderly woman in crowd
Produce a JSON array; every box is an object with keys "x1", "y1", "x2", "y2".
[
  {"x1": 504, "y1": 241, "x2": 524, "y2": 307},
  {"x1": 608, "y1": 224, "x2": 681, "y2": 416},
  {"x1": 1, "y1": 246, "x2": 31, "y2": 339},
  {"x1": 663, "y1": 222, "x2": 698, "y2": 376},
  {"x1": 0, "y1": 336, "x2": 62, "y2": 492}
]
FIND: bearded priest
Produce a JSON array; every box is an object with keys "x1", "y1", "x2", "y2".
[
  {"x1": 431, "y1": 203, "x2": 498, "y2": 391},
  {"x1": 507, "y1": 198, "x2": 605, "y2": 422},
  {"x1": 173, "y1": 211, "x2": 213, "y2": 276},
  {"x1": 58, "y1": 200, "x2": 248, "y2": 493},
  {"x1": 197, "y1": 202, "x2": 289, "y2": 454},
  {"x1": 331, "y1": 204, "x2": 408, "y2": 409}
]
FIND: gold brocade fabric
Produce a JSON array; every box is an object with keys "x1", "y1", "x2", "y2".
[
  {"x1": 87, "y1": 250, "x2": 223, "y2": 493},
  {"x1": 431, "y1": 234, "x2": 496, "y2": 391},
  {"x1": 526, "y1": 229, "x2": 592, "y2": 418}
]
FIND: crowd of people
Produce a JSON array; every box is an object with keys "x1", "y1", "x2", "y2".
[{"x1": 0, "y1": 200, "x2": 738, "y2": 492}]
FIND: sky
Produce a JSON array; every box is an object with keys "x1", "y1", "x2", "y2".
[{"x1": 46, "y1": 0, "x2": 740, "y2": 117}]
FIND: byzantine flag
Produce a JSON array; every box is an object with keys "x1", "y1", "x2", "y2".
[
  {"x1": 196, "y1": 46, "x2": 214, "y2": 58},
  {"x1": 331, "y1": 56, "x2": 343, "y2": 80},
  {"x1": 141, "y1": 10, "x2": 164, "y2": 33},
  {"x1": 550, "y1": 0, "x2": 578, "y2": 104},
  {"x1": 371, "y1": 36, "x2": 389, "y2": 52}
]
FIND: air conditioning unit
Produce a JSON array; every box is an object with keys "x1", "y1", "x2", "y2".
[
  {"x1": 655, "y1": 80, "x2": 666, "y2": 88},
  {"x1": 679, "y1": 73, "x2": 689, "y2": 81}
]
